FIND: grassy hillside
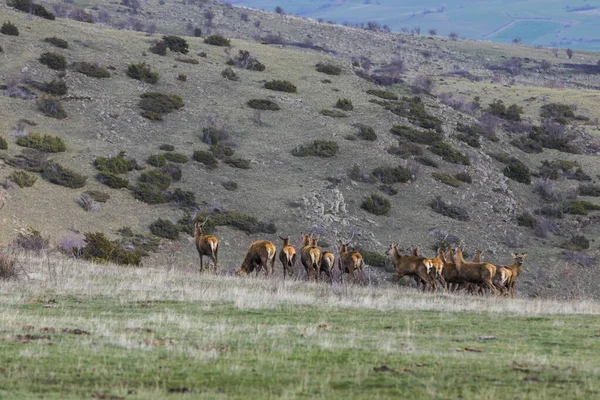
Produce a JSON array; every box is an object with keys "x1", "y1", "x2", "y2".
[{"x1": 1, "y1": 1, "x2": 600, "y2": 298}]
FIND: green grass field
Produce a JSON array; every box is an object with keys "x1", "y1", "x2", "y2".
[{"x1": 1, "y1": 256, "x2": 599, "y2": 399}]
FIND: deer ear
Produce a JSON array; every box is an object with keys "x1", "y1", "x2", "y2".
[{"x1": 522, "y1": 254, "x2": 528, "y2": 258}]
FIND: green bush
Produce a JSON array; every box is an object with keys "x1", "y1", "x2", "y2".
[
  {"x1": 429, "y1": 142, "x2": 470, "y2": 165},
  {"x1": 127, "y1": 62, "x2": 159, "y2": 84},
  {"x1": 162, "y1": 163, "x2": 182, "y2": 182},
  {"x1": 356, "y1": 247, "x2": 387, "y2": 268},
  {"x1": 292, "y1": 140, "x2": 338, "y2": 157},
  {"x1": 16, "y1": 133, "x2": 66, "y2": 152},
  {"x1": 579, "y1": 185, "x2": 600, "y2": 197},
  {"x1": 356, "y1": 124, "x2": 376, "y2": 141},
  {"x1": 222, "y1": 180, "x2": 238, "y2": 191},
  {"x1": 9, "y1": 170, "x2": 37, "y2": 188},
  {"x1": 371, "y1": 166, "x2": 411, "y2": 184},
  {"x1": 176, "y1": 57, "x2": 198, "y2": 64},
  {"x1": 139, "y1": 169, "x2": 171, "y2": 190},
  {"x1": 335, "y1": 98, "x2": 353, "y2": 111},
  {"x1": 415, "y1": 156, "x2": 439, "y2": 168},
  {"x1": 379, "y1": 185, "x2": 398, "y2": 196},
  {"x1": 197, "y1": 210, "x2": 276, "y2": 235},
  {"x1": 85, "y1": 190, "x2": 110, "y2": 203},
  {"x1": 432, "y1": 172, "x2": 460, "y2": 187},
  {"x1": 540, "y1": 103, "x2": 575, "y2": 123},
  {"x1": 131, "y1": 182, "x2": 169, "y2": 204},
  {"x1": 1, "y1": 21, "x2": 19, "y2": 36},
  {"x1": 140, "y1": 111, "x2": 162, "y2": 121},
  {"x1": 73, "y1": 62, "x2": 111, "y2": 78},
  {"x1": 81, "y1": 232, "x2": 141, "y2": 266},
  {"x1": 390, "y1": 125, "x2": 442, "y2": 144},
  {"x1": 0, "y1": 136, "x2": 7, "y2": 150},
  {"x1": 177, "y1": 74, "x2": 187, "y2": 82},
  {"x1": 139, "y1": 92, "x2": 184, "y2": 118},
  {"x1": 163, "y1": 152, "x2": 188, "y2": 163},
  {"x1": 44, "y1": 36, "x2": 68, "y2": 49},
  {"x1": 511, "y1": 136, "x2": 543, "y2": 154},
  {"x1": 171, "y1": 188, "x2": 197, "y2": 209},
  {"x1": 37, "y1": 96, "x2": 67, "y2": 119},
  {"x1": 386, "y1": 97, "x2": 443, "y2": 132},
  {"x1": 517, "y1": 212, "x2": 536, "y2": 228},
  {"x1": 561, "y1": 200, "x2": 600, "y2": 216},
  {"x1": 159, "y1": 144, "x2": 175, "y2": 151},
  {"x1": 42, "y1": 79, "x2": 68, "y2": 96},
  {"x1": 42, "y1": 163, "x2": 87, "y2": 188},
  {"x1": 315, "y1": 63, "x2": 341, "y2": 75},
  {"x1": 221, "y1": 67, "x2": 239, "y2": 81},
  {"x1": 9, "y1": 0, "x2": 55, "y2": 20},
  {"x1": 538, "y1": 159, "x2": 580, "y2": 180},
  {"x1": 39, "y1": 52, "x2": 66, "y2": 70},
  {"x1": 149, "y1": 219, "x2": 179, "y2": 240},
  {"x1": 147, "y1": 154, "x2": 167, "y2": 168},
  {"x1": 264, "y1": 79, "x2": 297, "y2": 93},
  {"x1": 320, "y1": 109, "x2": 347, "y2": 118},
  {"x1": 226, "y1": 50, "x2": 266, "y2": 71},
  {"x1": 455, "y1": 123, "x2": 482, "y2": 148},
  {"x1": 486, "y1": 100, "x2": 523, "y2": 121},
  {"x1": 149, "y1": 40, "x2": 167, "y2": 56},
  {"x1": 361, "y1": 193, "x2": 391, "y2": 216},
  {"x1": 224, "y1": 157, "x2": 251, "y2": 169},
  {"x1": 96, "y1": 172, "x2": 129, "y2": 189},
  {"x1": 455, "y1": 172, "x2": 472, "y2": 184},
  {"x1": 387, "y1": 142, "x2": 423, "y2": 159},
  {"x1": 503, "y1": 159, "x2": 531, "y2": 184},
  {"x1": 209, "y1": 143, "x2": 235, "y2": 159},
  {"x1": 562, "y1": 235, "x2": 590, "y2": 251},
  {"x1": 366, "y1": 89, "x2": 398, "y2": 100},
  {"x1": 204, "y1": 34, "x2": 230, "y2": 46},
  {"x1": 429, "y1": 196, "x2": 470, "y2": 221},
  {"x1": 94, "y1": 155, "x2": 133, "y2": 174},
  {"x1": 193, "y1": 150, "x2": 218, "y2": 168},
  {"x1": 162, "y1": 35, "x2": 188, "y2": 53},
  {"x1": 247, "y1": 99, "x2": 280, "y2": 111}
]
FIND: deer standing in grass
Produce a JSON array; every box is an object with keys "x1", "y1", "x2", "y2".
[
  {"x1": 300, "y1": 233, "x2": 321, "y2": 281},
  {"x1": 278, "y1": 235, "x2": 297, "y2": 280},
  {"x1": 194, "y1": 221, "x2": 219, "y2": 272},
  {"x1": 387, "y1": 243, "x2": 435, "y2": 291},
  {"x1": 453, "y1": 249, "x2": 498, "y2": 295},
  {"x1": 319, "y1": 251, "x2": 335, "y2": 284},
  {"x1": 497, "y1": 253, "x2": 527, "y2": 295},
  {"x1": 237, "y1": 240, "x2": 277, "y2": 276},
  {"x1": 338, "y1": 235, "x2": 364, "y2": 284}
]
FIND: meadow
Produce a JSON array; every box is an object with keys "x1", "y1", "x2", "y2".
[{"x1": 1, "y1": 255, "x2": 599, "y2": 399}]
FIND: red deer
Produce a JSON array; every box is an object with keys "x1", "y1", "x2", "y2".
[
  {"x1": 338, "y1": 236, "x2": 364, "y2": 284},
  {"x1": 437, "y1": 248, "x2": 463, "y2": 292},
  {"x1": 497, "y1": 253, "x2": 527, "y2": 295},
  {"x1": 319, "y1": 251, "x2": 335, "y2": 283},
  {"x1": 472, "y1": 249, "x2": 483, "y2": 262},
  {"x1": 278, "y1": 235, "x2": 297, "y2": 280},
  {"x1": 386, "y1": 243, "x2": 435, "y2": 291},
  {"x1": 424, "y1": 252, "x2": 446, "y2": 288},
  {"x1": 194, "y1": 221, "x2": 219, "y2": 272},
  {"x1": 237, "y1": 240, "x2": 276, "y2": 276},
  {"x1": 453, "y1": 249, "x2": 498, "y2": 295},
  {"x1": 300, "y1": 233, "x2": 321, "y2": 281}
]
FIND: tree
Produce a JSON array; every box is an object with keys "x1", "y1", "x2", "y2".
[
  {"x1": 274, "y1": 6, "x2": 285, "y2": 15},
  {"x1": 414, "y1": 26, "x2": 421, "y2": 35},
  {"x1": 448, "y1": 32, "x2": 458, "y2": 41},
  {"x1": 428, "y1": 28, "x2": 437, "y2": 35},
  {"x1": 512, "y1": 37, "x2": 521, "y2": 44},
  {"x1": 566, "y1": 48, "x2": 573, "y2": 59}
]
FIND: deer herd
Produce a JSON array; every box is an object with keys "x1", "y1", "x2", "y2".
[{"x1": 194, "y1": 221, "x2": 527, "y2": 296}]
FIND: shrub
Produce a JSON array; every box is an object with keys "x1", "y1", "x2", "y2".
[
  {"x1": 6, "y1": 149, "x2": 48, "y2": 172},
  {"x1": 147, "y1": 154, "x2": 167, "y2": 168},
  {"x1": 517, "y1": 212, "x2": 536, "y2": 228},
  {"x1": 81, "y1": 232, "x2": 141, "y2": 266},
  {"x1": 411, "y1": 74, "x2": 435, "y2": 94},
  {"x1": 0, "y1": 136, "x2": 7, "y2": 150},
  {"x1": 193, "y1": 150, "x2": 218, "y2": 168},
  {"x1": 177, "y1": 74, "x2": 187, "y2": 82},
  {"x1": 379, "y1": 185, "x2": 398, "y2": 196},
  {"x1": 455, "y1": 123, "x2": 483, "y2": 148},
  {"x1": 163, "y1": 36, "x2": 189, "y2": 53},
  {"x1": 0, "y1": 250, "x2": 19, "y2": 280},
  {"x1": 371, "y1": 166, "x2": 411, "y2": 184},
  {"x1": 163, "y1": 152, "x2": 188, "y2": 163},
  {"x1": 537, "y1": 159, "x2": 580, "y2": 180},
  {"x1": 562, "y1": 235, "x2": 590, "y2": 251},
  {"x1": 37, "y1": 96, "x2": 67, "y2": 119},
  {"x1": 415, "y1": 156, "x2": 439, "y2": 168},
  {"x1": 221, "y1": 67, "x2": 239, "y2": 81},
  {"x1": 429, "y1": 142, "x2": 470, "y2": 165},
  {"x1": 139, "y1": 169, "x2": 171, "y2": 190},
  {"x1": 209, "y1": 143, "x2": 235, "y2": 159},
  {"x1": 85, "y1": 190, "x2": 110, "y2": 203},
  {"x1": 73, "y1": 62, "x2": 111, "y2": 78},
  {"x1": 316, "y1": 63, "x2": 341, "y2": 75},
  {"x1": 42, "y1": 79, "x2": 68, "y2": 96},
  {"x1": 9, "y1": 0, "x2": 55, "y2": 20},
  {"x1": 13, "y1": 227, "x2": 49, "y2": 254},
  {"x1": 386, "y1": 96, "x2": 443, "y2": 132},
  {"x1": 39, "y1": 52, "x2": 66, "y2": 70},
  {"x1": 390, "y1": 125, "x2": 442, "y2": 144},
  {"x1": 356, "y1": 124, "x2": 376, "y2": 141},
  {"x1": 356, "y1": 247, "x2": 387, "y2": 268},
  {"x1": 127, "y1": 62, "x2": 159, "y2": 84},
  {"x1": 561, "y1": 200, "x2": 600, "y2": 216},
  {"x1": 292, "y1": 140, "x2": 338, "y2": 157},
  {"x1": 131, "y1": 182, "x2": 168, "y2": 204},
  {"x1": 335, "y1": 98, "x2": 353, "y2": 111},
  {"x1": 176, "y1": 57, "x2": 198, "y2": 65},
  {"x1": 78, "y1": 194, "x2": 100, "y2": 212},
  {"x1": 149, "y1": 40, "x2": 167, "y2": 56},
  {"x1": 320, "y1": 109, "x2": 347, "y2": 118},
  {"x1": 579, "y1": 185, "x2": 600, "y2": 197},
  {"x1": 204, "y1": 34, "x2": 230, "y2": 46},
  {"x1": 139, "y1": 92, "x2": 184, "y2": 118},
  {"x1": 1, "y1": 21, "x2": 19, "y2": 36},
  {"x1": 429, "y1": 196, "x2": 470, "y2": 221},
  {"x1": 159, "y1": 144, "x2": 174, "y2": 151},
  {"x1": 170, "y1": 188, "x2": 197, "y2": 209},
  {"x1": 226, "y1": 50, "x2": 265, "y2": 71},
  {"x1": 540, "y1": 103, "x2": 575, "y2": 122},
  {"x1": 348, "y1": 165, "x2": 376, "y2": 183},
  {"x1": 361, "y1": 193, "x2": 391, "y2": 216},
  {"x1": 503, "y1": 159, "x2": 531, "y2": 184},
  {"x1": 387, "y1": 142, "x2": 423, "y2": 159},
  {"x1": 224, "y1": 157, "x2": 251, "y2": 169},
  {"x1": 222, "y1": 180, "x2": 238, "y2": 191},
  {"x1": 16, "y1": 133, "x2": 66, "y2": 152},
  {"x1": 455, "y1": 172, "x2": 472, "y2": 184},
  {"x1": 247, "y1": 99, "x2": 280, "y2": 111},
  {"x1": 432, "y1": 172, "x2": 460, "y2": 187},
  {"x1": 44, "y1": 37, "x2": 68, "y2": 49},
  {"x1": 486, "y1": 100, "x2": 523, "y2": 121},
  {"x1": 162, "y1": 163, "x2": 181, "y2": 182},
  {"x1": 197, "y1": 210, "x2": 276, "y2": 235},
  {"x1": 150, "y1": 219, "x2": 179, "y2": 240},
  {"x1": 366, "y1": 89, "x2": 398, "y2": 100},
  {"x1": 264, "y1": 80, "x2": 297, "y2": 93},
  {"x1": 511, "y1": 136, "x2": 543, "y2": 154},
  {"x1": 94, "y1": 155, "x2": 133, "y2": 174},
  {"x1": 42, "y1": 163, "x2": 87, "y2": 188},
  {"x1": 9, "y1": 170, "x2": 37, "y2": 187}
]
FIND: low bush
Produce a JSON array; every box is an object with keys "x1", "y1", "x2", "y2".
[
  {"x1": 429, "y1": 142, "x2": 470, "y2": 165},
  {"x1": 177, "y1": 74, "x2": 187, "y2": 82},
  {"x1": 209, "y1": 143, "x2": 235, "y2": 159},
  {"x1": 415, "y1": 156, "x2": 439, "y2": 168},
  {"x1": 379, "y1": 185, "x2": 398, "y2": 196},
  {"x1": 356, "y1": 124, "x2": 376, "y2": 141},
  {"x1": 0, "y1": 136, "x2": 7, "y2": 150},
  {"x1": 6, "y1": 149, "x2": 48, "y2": 172},
  {"x1": 455, "y1": 172, "x2": 472, "y2": 184},
  {"x1": 162, "y1": 35, "x2": 188, "y2": 53},
  {"x1": 13, "y1": 227, "x2": 49, "y2": 254},
  {"x1": 94, "y1": 155, "x2": 133, "y2": 174},
  {"x1": 73, "y1": 62, "x2": 111, "y2": 78},
  {"x1": 503, "y1": 158, "x2": 531, "y2": 184},
  {"x1": 9, "y1": 170, "x2": 37, "y2": 187},
  {"x1": 222, "y1": 180, "x2": 238, "y2": 191},
  {"x1": 147, "y1": 154, "x2": 167, "y2": 168},
  {"x1": 335, "y1": 98, "x2": 353, "y2": 111},
  {"x1": 390, "y1": 125, "x2": 442, "y2": 144},
  {"x1": 42, "y1": 79, "x2": 68, "y2": 96},
  {"x1": 170, "y1": 188, "x2": 197, "y2": 209},
  {"x1": 561, "y1": 200, "x2": 600, "y2": 216},
  {"x1": 176, "y1": 57, "x2": 198, "y2": 64},
  {"x1": 429, "y1": 196, "x2": 470, "y2": 221},
  {"x1": 386, "y1": 96, "x2": 443, "y2": 132},
  {"x1": 139, "y1": 169, "x2": 171, "y2": 190},
  {"x1": 127, "y1": 62, "x2": 159, "y2": 84},
  {"x1": 150, "y1": 219, "x2": 179, "y2": 240},
  {"x1": 16, "y1": 133, "x2": 66, "y2": 152},
  {"x1": 131, "y1": 182, "x2": 169, "y2": 204},
  {"x1": 315, "y1": 63, "x2": 341, "y2": 75},
  {"x1": 264, "y1": 79, "x2": 297, "y2": 93},
  {"x1": 320, "y1": 109, "x2": 347, "y2": 118},
  {"x1": 517, "y1": 212, "x2": 536, "y2": 228},
  {"x1": 42, "y1": 163, "x2": 87, "y2": 188},
  {"x1": 149, "y1": 40, "x2": 167, "y2": 56},
  {"x1": 348, "y1": 165, "x2": 376, "y2": 183},
  {"x1": 511, "y1": 136, "x2": 543, "y2": 154},
  {"x1": 366, "y1": 89, "x2": 398, "y2": 100},
  {"x1": 486, "y1": 100, "x2": 523, "y2": 121},
  {"x1": 81, "y1": 232, "x2": 141, "y2": 266},
  {"x1": 224, "y1": 157, "x2": 251, "y2": 169},
  {"x1": 162, "y1": 163, "x2": 182, "y2": 182},
  {"x1": 1, "y1": 21, "x2": 19, "y2": 36},
  {"x1": 197, "y1": 210, "x2": 276, "y2": 235},
  {"x1": 579, "y1": 184, "x2": 600, "y2": 197},
  {"x1": 247, "y1": 99, "x2": 280, "y2": 111},
  {"x1": 540, "y1": 103, "x2": 575, "y2": 123},
  {"x1": 9, "y1": 0, "x2": 55, "y2": 20},
  {"x1": 562, "y1": 235, "x2": 590, "y2": 251},
  {"x1": 432, "y1": 172, "x2": 460, "y2": 187},
  {"x1": 193, "y1": 150, "x2": 218, "y2": 168},
  {"x1": 139, "y1": 92, "x2": 184, "y2": 118},
  {"x1": 159, "y1": 144, "x2": 175, "y2": 151},
  {"x1": 226, "y1": 50, "x2": 265, "y2": 71},
  {"x1": 371, "y1": 165, "x2": 411, "y2": 184},
  {"x1": 455, "y1": 123, "x2": 483, "y2": 148},
  {"x1": 291, "y1": 140, "x2": 338, "y2": 157},
  {"x1": 221, "y1": 67, "x2": 239, "y2": 81},
  {"x1": 204, "y1": 34, "x2": 230, "y2": 46},
  {"x1": 537, "y1": 159, "x2": 580, "y2": 180},
  {"x1": 0, "y1": 250, "x2": 19, "y2": 280},
  {"x1": 163, "y1": 152, "x2": 188, "y2": 163},
  {"x1": 361, "y1": 193, "x2": 391, "y2": 215},
  {"x1": 85, "y1": 190, "x2": 110, "y2": 203},
  {"x1": 37, "y1": 95, "x2": 67, "y2": 119},
  {"x1": 44, "y1": 37, "x2": 68, "y2": 49},
  {"x1": 356, "y1": 247, "x2": 387, "y2": 268},
  {"x1": 387, "y1": 142, "x2": 423, "y2": 159},
  {"x1": 39, "y1": 52, "x2": 66, "y2": 70}
]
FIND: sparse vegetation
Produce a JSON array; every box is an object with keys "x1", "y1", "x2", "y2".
[
  {"x1": 486, "y1": 100, "x2": 523, "y2": 121},
  {"x1": 517, "y1": 212, "x2": 536, "y2": 228},
  {"x1": 455, "y1": 172, "x2": 472, "y2": 184},
  {"x1": 8, "y1": 0, "x2": 55, "y2": 20},
  {"x1": 41, "y1": 79, "x2": 68, "y2": 96},
  {"x1": 138, "y1": 169, "x2": 172, "y2": 190},
  {"x1": 222, "y1": 180, "x2": 238, "y2": 191},
  {"x1": 429, "y1": 142, "x2": 470, "y2": 165},
  {"x1": 73, "y1": 62, "x2": 111, "y2": 78},
  {"x1": 147, "y1": 154, "x2": 167, "y2": 168},
  {"x1": 1, "y1": 21, "x2": 19, "y2": 36},
  {"x1": 371, "y1": 166, "x2": 411, "y2": 184},
  {"x1": 177, "y1": 74, "x2": 187, "y2": 82},
  {"x1": 94, "y1": 155, "x2": 133, "y2": 174},
  {"x1": 42, "y1": 163, "x2": 87, "y2": 188},
  {"x1": 316, "y1": 63, "x2": 341, "y2": 75},
  {"x1": 127, "y1": 62, "x2": 159, "y2": 84},
  {"x1": 9, "y1": 170, "x2": 37, "y2": 188},
  {"x1": 221, "y1": 67, "x2": 239, "y2": 81},
  {"x1": 85, "y1": 190, "x2": 110, "y2": 203},
  {"x1": 432, "y1": 172, "x2": 460, "y2": 187},
  {"x1": 335, "y1": 98, "x2": 353, "y2": 111},
  {"x1": 163, "y1": 35, "x2": 189, "y2": 54},
  {"x1": 159, "y1": 144, "x2": 174, "y2": 151},
  {"x1": 264, "y1": 80, "x2": 297, "y2": 93},
  {"x1": 81, "y1": 232, "x2": 141, "y2": 266},
  {"x1": 320, "y1": 109, "x2": 348, "y2": 118},
  {"x1": 193, "y1": 150, "x2": 218, "y2": 168},
  {"x1": 366, "y1": 89, "x2": 398, "y2": 100},
  {"x1": 247, "y1": 99, "x2": 280, "y2": 111},
  {"x1": 224, "y1": 157, "x2": 251, "y2": 169},
  {"x1": 44, "y1": 36, "x2": 68, "y2": 49},
  {"x1": 176, "y1": 57, "x2": 198, "y2": 65},
  {"x1": 163, "y1": 152, "x2": 188, "y2": 163},
  {"x1": 540, "y1": 103, "x2": 575, "y2": 124},
  {"x1": 0, "y1": 136, "x2": 7, "y2": 150},
  {"x1": 387, "y1": 142, "x2": 423, "y2": 159},
  {"x1": 390, "y1": 125, "x2": 442, "y2": 144},
  {"x1": 429, "y1": 196, "x2": 470, "y2": 221},
  {"x1": 139, "y1": 92, "x2": 184, "y2": 119},
  {"x1": 170, "y1": 188, "x2": 197, "y2": 209},
  {"x1": 39, "y1": 52, "x2": 66, "y2": 70},
  {"x1": 204, "y1": 34, "x2": 230, "y2": 47},
  {"x1": 503, "y1": 158, "x2": 531, "y2": 184},
  {"x1": 226, "y1": 50, "x2": 265, "y2": 71},
  {"x1": 37, "y1": 96, "x2": 67, "y2": 119},
  {"x1": 149, "y1": 219, "x2": 179, "y2": 240},
  {"x1": 131, "y1": 182, "x2": 168, "y2": 204},
  {"x1": 385, "y1": 97, "x2": 443, "y2": 132},
  {"x1": 292, "y1": 140, "x2": 338, "y2": 157},
  {"x1": 356, "y1": 124, "x2": 376, "y2": 141},
  {"x1": 361, "y1": 193, "x2": 391, "y2": 216},
  {"x1": 16, "y1": 133, "x2": 66, "y2": 153},
  {"x1": 579, "y1": 184, "x2": 600, "y2": 197},
  {"x1": 197, "y1": 210, "x2": 276, "y2": 235}
]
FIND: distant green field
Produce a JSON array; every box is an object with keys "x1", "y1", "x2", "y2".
[{"x1": 489, "y1": 21, "x2": 563, "y2": 44}]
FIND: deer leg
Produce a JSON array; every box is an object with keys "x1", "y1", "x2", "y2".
[{"x1": 200, "y1": 255, "x2": 203, "y2": 273}]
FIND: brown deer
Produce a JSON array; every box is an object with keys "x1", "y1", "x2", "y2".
[
  {"x1": 319, "y1": 251, "x2": 335, "y2": 284},
  {"x1": 237, "y1": 240, "x2": 277, "y2": 276},
  {"x1": 453, "y1": 249, "x2": 498, "y2": 295},
  {"x1": 300, "y1": 233, "x2": 321, "y2": 281},
  {"x1": 500, "y1": 253, "x2": 527, "y2": 295},
  {"x1": 387, "y1": 243, "x2": 435, "y2": 291},
  {"x1": 278, "y1": 235, "x2": 297, "y2": 280},
  {"x1": 338, "y1": 236, "x2": 364, "y2": 284},
  {"x1": 472, "y1": 249, "x2": 483, "y2": 262},
  {"x1": 424, "y1": 252, "x2": 446, "y2": 289},
  {"x1": 194, "y1": 221, "x2": 219, "y2": 272}
]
